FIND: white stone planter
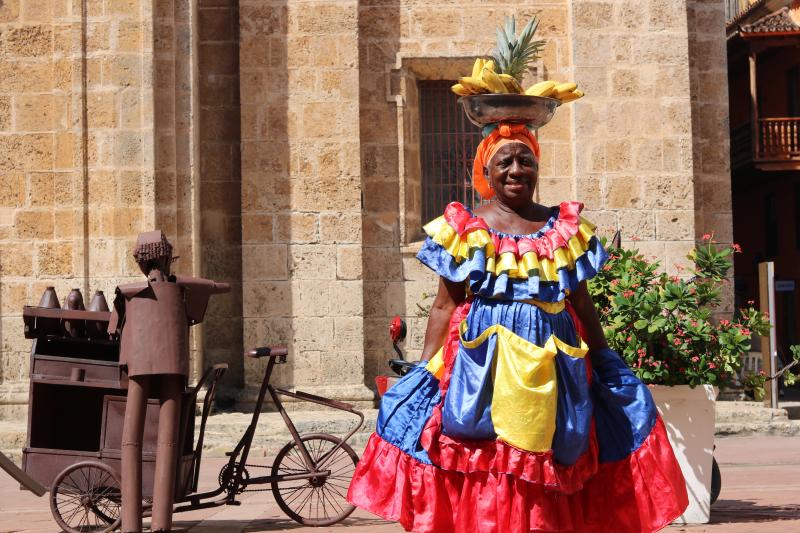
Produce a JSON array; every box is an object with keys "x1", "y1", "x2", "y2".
[{"x1": 649, "y1": 384, "x2": 717, "y2": 524}]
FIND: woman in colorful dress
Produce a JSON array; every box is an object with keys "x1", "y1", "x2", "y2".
[{"x1": 347, "y1": 122, "x2": 689, "y2": 532}]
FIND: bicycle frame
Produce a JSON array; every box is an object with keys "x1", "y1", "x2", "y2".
[{"x1": 174, "y1": 353, "x2": 364, "y2": 512}]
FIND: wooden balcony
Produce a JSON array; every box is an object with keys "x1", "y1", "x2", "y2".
[{"x1": 731, "y1": 117, "x2": 800, "y2": 171}]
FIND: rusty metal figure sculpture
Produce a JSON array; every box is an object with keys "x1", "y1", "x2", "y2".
[{"x1": 112, "y1": 230, "x2": 229, "y2": 532}]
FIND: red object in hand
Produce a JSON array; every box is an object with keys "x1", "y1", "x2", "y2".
[{"x1": 389, "y1": 316, "x2": 407, "y2": 343}]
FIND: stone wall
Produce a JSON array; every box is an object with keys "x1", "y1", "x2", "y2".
[
  {"x1": 0, "y1": 0, "x2": 230, "y2": 417},
  {"x1": 687, "y1": 0, "x2": 733, "y2": 245},
  {"x1": 197, "y1": 0, "x2": 244, "y2": 397},
  {"x1": 570, "y1": 0, "x2": 698, "y2": 272},
  {"x1": 0, "y1": 0, "x2": 736, "y2": 415},
  {"x1": 239, "y1": 0, "x2": 372, "y2": 404},
  {"x1": 0, "y1": 0, "x2": 161, "y2": 417}
]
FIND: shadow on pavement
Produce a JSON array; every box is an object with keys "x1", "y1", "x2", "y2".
[
  {"x1": 711, "y1": 500, "x2": 800, "y2": 523},
  {"x1": 172, "y1": 516, "x2": 395, "y2": 531}
]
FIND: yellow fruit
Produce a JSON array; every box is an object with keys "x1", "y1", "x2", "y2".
[
  {"x1": 451, "y1": 83, "x2": 472, "y2": 96},
  {"x1": 471, "y1": 58, "x2": 485, "y2": 78},
  {"x1": 499, "y1": 74, "x2": 524, "y2": 94},
  {"x1": 525, "y1": 80, "x2": 557, "y2": 97},
  {"x1": 480, "y1": 67, "x2": 507, "y2": 93},
  {"x1": 553, "y1": 82, "x2": 578, "y2": 96},
  {"x1": 459, "y1": 76, "x2": 490, "y2": 94},
  {"x1": 558, "y1": 89, "x2": 584, "y2": 103},
  {"x1": 483, "y1": 60, "x2": 496, "y2": 73}
]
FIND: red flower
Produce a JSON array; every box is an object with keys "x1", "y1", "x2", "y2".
[
  {"x1": 622, "y1": 290, "x2": 635, "y2": 298},
  {"x1": 741, "y1": 328, "x2": 751, "y2": 336},
  {"x1": 702, "y1": 233, "x2": 712, "y2": 241},
  {"x1": 732, "y1": 243, "x2": 742, "y2": 253},
  {"x1": 708, "y1": 362, "x2": 716, "y2": 369},
  {"x1": 691, "y1": 356, "x2": 700, "y2": 362}
]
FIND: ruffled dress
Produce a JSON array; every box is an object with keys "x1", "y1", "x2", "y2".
[{"x1": 347, "y1": 201, "x2": 688, "y2": 532}]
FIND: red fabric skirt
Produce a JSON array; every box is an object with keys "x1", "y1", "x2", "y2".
[{"x1": 348, "y1": 417, "x2": 686, "y2": 533}]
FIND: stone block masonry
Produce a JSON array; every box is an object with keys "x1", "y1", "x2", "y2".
[{"x1": 0, "y1": 0, "x2": 735, "y2": 416}]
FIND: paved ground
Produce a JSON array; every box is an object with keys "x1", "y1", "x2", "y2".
[{"x1": 0, "y1": 435, "x2": 798, "y2": 532}]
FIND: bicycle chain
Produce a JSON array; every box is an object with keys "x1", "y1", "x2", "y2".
[
  {"x1": 240, "y1": 462, "x2": 320, "y2": 493},
  {"x1": 241, "y1": 463, "x2": 273, "y2": 492}
]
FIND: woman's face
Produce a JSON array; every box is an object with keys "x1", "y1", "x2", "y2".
[{"x1": 486, "y1": 142, "x2": 538, "y2": 206}]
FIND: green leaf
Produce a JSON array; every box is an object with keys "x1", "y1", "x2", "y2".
[{"x1": 634, "y1": 319, "x2": 648, "y2": 330}]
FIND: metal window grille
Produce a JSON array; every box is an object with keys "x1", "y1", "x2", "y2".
[{"x1": 419, "y1": 80, "x2": 483, "y2": 223}]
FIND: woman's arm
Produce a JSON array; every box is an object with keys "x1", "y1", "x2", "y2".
[
  {"x1": 420, "y1": 277, "x2": 466, "y2": 359},
  {"x1": 568, "y1": 281, "x2": 609, "y2": 351}
]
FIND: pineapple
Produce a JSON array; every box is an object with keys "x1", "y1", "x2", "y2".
[{"x1": 492, "y1": 16, "x2": 545, "y2": 83}]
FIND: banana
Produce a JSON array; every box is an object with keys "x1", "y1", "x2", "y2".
[
  {"x1": 458, "y1": 76, "x2": 490, "y2": 94},
  {"x1": 483, "y1": 60, "x2": 496, "y2": 73},
  {"x1": 525, "y1": 80, "x2": 557, "y2": 97},
  {"x1": 499, "y1": 73, "x2": 524, "y2": 94},
  {"x1": 451, "y1": 83, "x2": 472, "y2": 96},
  {"x1": 558, "y1": 89, "x2": 584, "y2": 103},
  {"x1": 480, "y1": 66, "x2": 507, "y2": 93},
  {"x1": 553, "y1": 82, "x2": 578, "y2": 97},
  {"x1": 450, "y1": 83, "x2": 472, "y2": 96},
  {"x1": 471, "y1": 58, "x2": 485, "y2": 78}
]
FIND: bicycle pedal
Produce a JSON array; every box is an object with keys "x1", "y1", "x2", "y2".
[{"x1": 226, "y1": 500, "x2": 242, "y2": 506}]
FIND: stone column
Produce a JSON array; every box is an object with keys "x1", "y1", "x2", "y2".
[
  {"x1": 240, "y1": 0, "x2": 372, "y2": 406},
  {"x1": 0, "y1": 0, "x2": 163, "y2": 418},
  {"x1": 570, "y1": 0, "x2": 698, "y2": 273},
  {"x1": 0, "y1": 0, "x2": 222, "y2": 418}
]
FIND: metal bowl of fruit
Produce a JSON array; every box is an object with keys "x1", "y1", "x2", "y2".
[{"x1": 459, "y1": 94, "x2": 561, "y2": 128}]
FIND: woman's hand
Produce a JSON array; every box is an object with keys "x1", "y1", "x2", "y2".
[
  {"x1": 420, "y1": 278, "x2": 466, "y2": 360},
  {"x1": 567, "y1": 281, "x2": 609, "y2": 351}
]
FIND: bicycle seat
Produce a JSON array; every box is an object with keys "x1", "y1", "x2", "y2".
[{"x1": 246, "y1": 346, "x2": 288, "y2": 363}]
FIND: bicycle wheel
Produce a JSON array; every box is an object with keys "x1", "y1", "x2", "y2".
[
  {"x1": 50, "y1": 461, "x2": 121, "y2": 533},
  {"x1": 270, "y1": 433, "x2": 359, "y2": 526}
]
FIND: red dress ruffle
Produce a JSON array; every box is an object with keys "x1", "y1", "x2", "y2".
[
  {"x1": 349, "y1": 417, "x2": 687, "y2": 533},
  {"x1": 420, "y1": 403, "x2": 600, "y2": 493}
]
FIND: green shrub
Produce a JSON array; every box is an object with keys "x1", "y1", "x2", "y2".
[{"x1": 588, "y1": 235, "x2": 770, "y2": 388}]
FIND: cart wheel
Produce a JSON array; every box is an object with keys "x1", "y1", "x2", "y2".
[
  {"x1": 50, "y1": 461, "x2": 121, "y2": 533},
  {"x1": 271, "y1": 433, "x2": 359, "y2": 526}
]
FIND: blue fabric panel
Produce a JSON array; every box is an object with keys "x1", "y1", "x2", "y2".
[
  {"x1": 416, "y1": 235, "x2": 609, "y2": 303},
  {"x1": 590, "y1": 347, "x2": 658, "y2": 463},
  {"x1": 415, "y1": 238, "x2": 488, "y2": 286},
  {"x1": 441, "y1": 334, "x2": 498, "y2": 441},
  {"x1": 376, "y1": 363, "x2": 441, "y2": 464},
  {"x1": 552, "y1": 352, "x2": 593, "y2": 466}
]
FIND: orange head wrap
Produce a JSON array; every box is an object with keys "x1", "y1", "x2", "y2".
[{"x1": 472, "y1": 122, "x2": 541, "y2": 199}]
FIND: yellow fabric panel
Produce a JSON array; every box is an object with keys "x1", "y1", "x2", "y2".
[
  {"x1": 519, "y1": 251, "x2": 540, "y2": 275},
  {"x1": 458, "y1": 322, "x2": 588, "y2": 453},
  {"x1": 466, "y1": 229, "x2": 493, "y2": 253},
  {"x1": 565, "y1": 235, "x2": 588, "y2": 264},
  {"x1": 423, "y1": 216, "x2": 447, "y2": 238},
  {"x1": 516, "y1": 298, "x2": 567, "y2": 314},
  {"x1": 425, "y1": 347, "x2": 445, "y2": 380},
  {"x1": 545, "y1": 335, "x2": 589, "y2": 358},
  {"x1": 495, "y1": 252, "x2": 519, "y2": 276},
  {"x1": 577, "y1": 219, "x2": 596, "y2": 242}
]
